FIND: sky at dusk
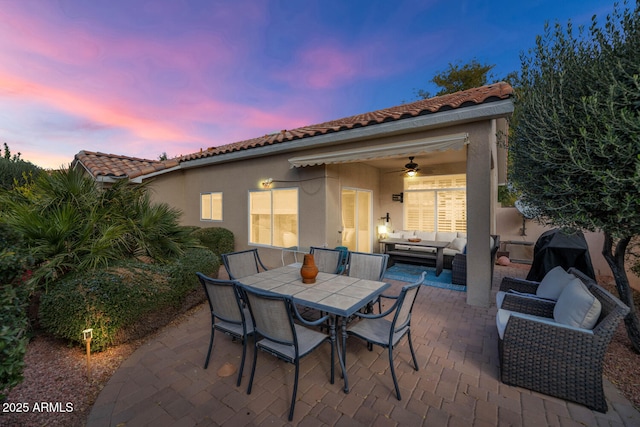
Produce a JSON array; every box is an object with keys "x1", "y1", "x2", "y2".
[{"x1": 0, "y1": 0, "x2": 616, "y2": 169}]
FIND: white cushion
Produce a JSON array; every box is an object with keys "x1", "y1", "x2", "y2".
[
  {"x1": 401, "y1": 230, "x2": 417, "y2": 237},
  {"x1": 448, "y1": 237, "x2": 467, "y2": 252},
  {"x1": 497, "y1": 308, "x2": 595, "y2": 340},
  {"x1": 443, "y1": 248, "x2": 459, "y2": 257},
  {"x1": 553, "y1": 278, "x2": 602, "y2": 329},
  {"x1": 497, "y1": 309, "x2": 555, "y2": 339},
  {"x1": 411, "y1": 246, "x2": 436, "y2": 253},
  {"x1": 387, "y1": 232, "x2": 404, "y2": 239},
  {"x1": 394, "y1": 244, "x2": 412, "y2": 250},
  {"x1": 436, "y1": 231, "x2": 458, "y2": 242},
  {"x1": 457, "y1": 232, "x2": 467, "y2": 239},
  {"x1": 537, "y1": 266, "x2": 576, "y2": 300},
  {"x1": 415, "y1": 231, "x2": 436, "y2": 241}
]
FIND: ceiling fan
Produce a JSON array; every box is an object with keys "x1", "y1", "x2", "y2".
[
  {"x1": 402, "y1": 156, "x2": 420, "y2": 177},
  {"x1": 384, "y1": 156, "x2": 430, "y2": 176}
]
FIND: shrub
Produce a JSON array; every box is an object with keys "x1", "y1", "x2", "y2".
[
  {"x1": 0, "y1": 285, "x2": 30, "y2": 400},
  {"x1": 0, "y1": 143, "x2": 42, "y2": 191},
  {"x1": 0, "y1": 224, "x2": 33, "y2": 399},
  {"x1": 39, "y1": 248, "x2": 218, "y2": 351},
  {"x1": 0, "y1": 167, "x2": 200, "y2": 291},
  {"x1": 191, "y1": 227, "x2": 234, "y2": 256}
]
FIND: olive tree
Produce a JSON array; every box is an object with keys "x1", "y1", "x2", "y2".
[
  {"x1": 414, "y1": 59, "x2": 496, "y2": 99},
  {"x1": 509, "y1": 1, "x2": 640, "y2": 351}
]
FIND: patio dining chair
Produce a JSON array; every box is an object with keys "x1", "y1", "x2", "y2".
[
  {"x1": 346, "y1": 251, "x2": 389, "y2": 312},
  {"x1": 238, "y1": 284, "x2": 335, "y2": 421},
  {"x1": 346, "y1": 271, "x2": 426, "y2": 400},
  {"x1": 222, "y1": 249, "x2": 268, "y2": 280},
  {"x1": 196, "y1": 272, "x2": 254, "y2": 387},
  {"x1": 310, "y1": 246, "x2": 344, "y2": 274}
]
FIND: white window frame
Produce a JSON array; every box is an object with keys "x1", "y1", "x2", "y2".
[
  {"x1": 403, "y1": 174, "x2": 467, "y2": 232},
  {"x1": 200, "y1": 192, "x2": 223, "y2": 222},
  {"x1": 248, "y1": 188, "x2": 299, "y2": 248}
]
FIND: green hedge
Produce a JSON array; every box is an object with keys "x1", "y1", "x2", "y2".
[
  {"x1": 191, "y1": 227, "x2": 234, "y2": 256},
  {"x1": 0, "y1": 223, "x2": 32, "y2": 399},
  {"x1": 0, "y1": 285, "x2": 29, "y2": 400},
  {"x1": 39, "y1": 248, "x2": 219, "y2": 351}
]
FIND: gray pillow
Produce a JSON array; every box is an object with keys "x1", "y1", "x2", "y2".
[
  {"x1": 536, "y1": 266, "x2": 575, "y2": 300},
  {"x1": 553, "y1": 278, "x2": 602, "y2": 329}
]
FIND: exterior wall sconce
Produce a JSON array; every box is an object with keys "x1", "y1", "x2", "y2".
[
  {"x1": 262, "y1": 178, "x2": 273, "y2": 188},
  {"x1": 378, "y1": 212, "x2": 390, "y2": 238}
]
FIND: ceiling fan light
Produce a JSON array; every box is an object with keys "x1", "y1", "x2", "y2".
[{"x1": 406, "y1": 169, "x2": 417, "y2": 177}]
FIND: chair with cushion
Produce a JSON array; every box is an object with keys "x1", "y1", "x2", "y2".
[
  {"x1": 496, "y1": 269, "x2": 630, "y2": 412},
  {"x1": 238, "y1": 284, "x2": 334, "y2": 421},
  {"x1": 310, "y1": 246, "x2": 344, "y2": 274},
  {"x1": 222, "y1": 249, "x2": 268, "y2": 280},
  {"x1": 196, "y1": 272, "x2": 254, "y2": 387},
  {"x1": 451, "y1": 234, "x2": 500, "y2": 286},
  {"x1": 346, "y1": 272, "x2": 426, "y2": 400}
]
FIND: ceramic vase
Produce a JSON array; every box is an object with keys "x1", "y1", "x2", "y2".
[{"x1": 300, "y1": 254, "x2": 319, "y2": 284}]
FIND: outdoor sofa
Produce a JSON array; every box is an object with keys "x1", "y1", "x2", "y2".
[
  {"x1": 384, "y1": 230, "x2": 467, "y2": 268},
  {"x1": 451, "y1": 234, "x2": 500, "y2": 286}
]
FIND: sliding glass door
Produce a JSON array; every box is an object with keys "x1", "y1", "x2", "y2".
[{"x1": 341, "y1": 188, "x2": 372, "y2": 252}]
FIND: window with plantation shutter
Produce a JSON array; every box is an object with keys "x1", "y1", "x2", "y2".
[{"x1": 403, "y1": 174, "x2": 466, "y2": 232}]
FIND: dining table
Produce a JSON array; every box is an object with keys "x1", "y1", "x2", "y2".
[{"x1": 240, "y1": 265, "x2": 390, "y2": 393}]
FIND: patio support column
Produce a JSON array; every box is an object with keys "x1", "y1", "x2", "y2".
[{"x1": 465, "y1": 124, "x2": 494, "y2": 307}]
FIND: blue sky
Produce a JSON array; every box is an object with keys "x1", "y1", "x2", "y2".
[{"x1": 0, "y1": 0, "x2": 616, "y2": 169}]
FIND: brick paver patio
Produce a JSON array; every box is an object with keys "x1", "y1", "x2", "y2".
[{"x1": 87, "y1": 264, "x2": 640, "y2": 426}]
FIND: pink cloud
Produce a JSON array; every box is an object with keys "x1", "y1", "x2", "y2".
[{"x1": 0, "y1": 72, "x2": 203, "y2": 142}]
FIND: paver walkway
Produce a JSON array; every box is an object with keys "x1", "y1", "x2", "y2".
[{"x1": 87, "y1": 265, "x2": 640, "y2": 426}]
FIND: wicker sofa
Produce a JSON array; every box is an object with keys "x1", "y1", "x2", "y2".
[
  {"x1": 497, "y1": 268, "x2": 629, "y2": 412},
  {"x1": 384, "y1": 230, "x2": 467, "y2": 268},
  {"x1": 450, "y1": 235, "x2": 500, "y2": 286}
]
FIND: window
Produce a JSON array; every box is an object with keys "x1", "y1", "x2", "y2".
[
  {"x1": 249, "y1": 188, "x2": 298, "y2": 247},
  {"x1": 404, "y1": 174, "x2": 466, "y2": 232},
  {"x1": 201, "y1": 192, "x2": 223, "y2": 221}
]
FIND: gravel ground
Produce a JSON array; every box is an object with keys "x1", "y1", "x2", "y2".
[{"x1": 2, "y1": 283, "x2": 639, "y2": 427}]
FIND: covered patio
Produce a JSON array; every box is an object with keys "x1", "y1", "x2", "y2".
[{"x1": 86, "y1": 264, "x2": 639, "y2": 426}]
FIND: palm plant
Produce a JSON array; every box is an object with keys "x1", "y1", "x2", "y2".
[{"x1": 0, "y1": 167, "x2": 198, "y2": 290}]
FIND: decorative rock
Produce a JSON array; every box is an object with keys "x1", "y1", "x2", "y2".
[
  {"x1": 497, "y1": 256, "x2": 511, "y2": 266},
  {"x1": 217, "y1": 362, "x2": 237, "y2": 378}
]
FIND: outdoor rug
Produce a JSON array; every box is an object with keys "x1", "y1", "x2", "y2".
[{"x1": 384, "y1": 263, "x2": 466, "y2": 292}]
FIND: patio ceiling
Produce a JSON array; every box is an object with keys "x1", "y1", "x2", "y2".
[{"x1": 287, "y1": 133, "x2": 469, "y2": 168}]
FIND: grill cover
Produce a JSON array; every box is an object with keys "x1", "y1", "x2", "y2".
[{"x1": 526, "y1": 228, "x2": 596, "y2": 281}]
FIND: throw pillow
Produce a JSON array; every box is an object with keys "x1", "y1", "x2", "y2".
[
  {"x1": 436, "y1": 231, "x2": 458, "y2": 242},
  {"x1": 448, "y1": 237, "x2": 467, "y2": 252},
  {"x1": 553, "y1": 278, "x2": 602, "y2": 329},
  {"x1": 537, "y1": 266, "x2": 575, "y2": 300}
]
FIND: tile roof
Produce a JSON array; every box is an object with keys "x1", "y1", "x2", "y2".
[
  {"x1": 74, "y1": 151, "x2": 179, "y2": 179},
  {"x1": 75, "y1": 82, "x2": 512, "y2": 179}
]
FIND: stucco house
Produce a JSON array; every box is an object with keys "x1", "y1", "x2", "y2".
[{"x1": 73, "y1": 82, "x2": 515, "y2": 307}]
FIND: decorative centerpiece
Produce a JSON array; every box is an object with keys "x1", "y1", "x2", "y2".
[
  {"x1": 300, "y1": 253, "x2": 319, "y2": 284},
  {"x1": 408, "y1": 237, "x2": 422, "y2": 242}
]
